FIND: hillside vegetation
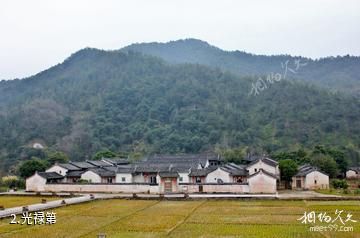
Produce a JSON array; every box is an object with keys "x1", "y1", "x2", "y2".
[
  {"x1": 123, "y1": 39, "x2": 360, "y2": 96},
  {"x1": 0, "y1": 43, "x2": 359, "y2": 173}
]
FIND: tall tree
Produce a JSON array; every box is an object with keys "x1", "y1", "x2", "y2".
[
  {"x1": 18, "y1": 158, "x2": 47, "y2": 178},
  {"x1": 310, "y1": 154, "x2": 339, "y2": 178},
  {"x1": 46, "y1": 151, "x2": 69, "y2": 165},
  {"x1": 279, "y1": 159, "x2": 298, "y2": 189},
  {"x1": 92, "y1": 150, "x2": 118, "y2": 160}
]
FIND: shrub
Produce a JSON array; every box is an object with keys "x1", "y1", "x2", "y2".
[
  {"x1": 331, "y1": 179, "x2": 348, "y2": 189},
  {"x1": 77, "y1": 179, "x2": 90, "y2": 184},
  {"x1": 0, "y1": 176, "x2": 25, "y2": 189}
]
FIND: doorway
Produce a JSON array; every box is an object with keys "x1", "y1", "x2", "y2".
[{"x1": 164, "y1": 179, "x2": 172, "y2": 193}]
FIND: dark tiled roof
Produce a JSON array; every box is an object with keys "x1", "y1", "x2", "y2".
[
  {"x1": 102, "y1": 158, "x2": 130, "y2": 165},
  {"x1": 221, "y1": 163, "x2": 248, "y2": 176},
  {"x1": 147, "y1": 154, "x2": 221, "y2": 167},
  {"x1": 70, "y1": 161, "x2": 97, "y2": 169},
  {"x1": 116, "y1": 166, "x2": 135, "y2": 173},
  {"x1": 132, "y1": 161, "x2": 199, "y2": 173},
  {"x1": 57, "y1": 163, "x2": 81, "y2": 171},
  {"x1": 38, "y1": 172, "x2": 64, "y2": 179},
  {"x1": 348, "y1": 167, "x2": 360, "y2": 173},
  {"x1": 159, "y1": 171, "x2": 179, "y2": 178},
  {"x1": 102, "y1": 166, "x2": 118, "y2": 172},
  {"x1": 246, "y1": 157, "x2": 278, "y2": 168},
  {"x1": 189, "y1": 168, "x2": 216, "y2": 177},
  {"x1": 88, "y1": 168, "x2": 115, "y2": 177},
  {"x1": 87, "y1": 160, "x2": 112, "y2": 167},
  {"x1": 295, "y1": 165, "x2": 328, "y2": 177},
  {"x1": 133, "y1": 165, "x2": 161, "y2": 173},
  {"x1": 66, "y1": 170, "x2": 84, "y2": 177},
  {"x1": 247, "y1": 169, "x2": 277, "y2": 179}
]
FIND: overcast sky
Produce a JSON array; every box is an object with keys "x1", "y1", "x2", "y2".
[{"x1": 1, "y1": 0, "x2": 359, "y2": 79}]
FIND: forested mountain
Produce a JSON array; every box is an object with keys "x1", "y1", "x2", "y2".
[
  {"x1": 123, "y1": 39, "x2": 360, "y2": 96},
  {"x1": 0, "y1": 45, "x2": 359, "y2": 174}
]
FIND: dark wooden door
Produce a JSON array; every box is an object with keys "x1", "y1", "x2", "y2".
[{"x1": 164, "y1": 180, "x2": 172, "y2": 193}]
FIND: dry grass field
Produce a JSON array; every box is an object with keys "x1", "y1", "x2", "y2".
[
  {"x1": 0, "y1": 196, "x2": 60, "y2": 209},
  {"x1": 0, "y1": 199, "x2": 359, "y2": 237}
]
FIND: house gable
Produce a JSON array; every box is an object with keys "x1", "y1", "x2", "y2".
[
  {"x1": 206, "y1": 167, "x2": 231, "y2": 183},
  {"x1": 81, "y1": 170, "x2": 101, "y2": 183}
]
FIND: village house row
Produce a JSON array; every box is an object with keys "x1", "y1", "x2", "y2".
[{"x1": 26, "y1": 154, "x2": 330, "y2": 194}]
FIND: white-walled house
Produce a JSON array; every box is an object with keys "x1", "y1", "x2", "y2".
[
  {"x1": 116, "y1": 172, "x2": 133, "y2": 183},
  {"x1": 206, "y1": 168, "x2": 231, "y2": 183},
  {"x1": 292, "y1": 165, "x2": 329, "y2": 190},
  {"x1": 26, "y1": 154, "x2": 280, "y2": 194},
  {"x1": 81, "y1": 168, "x2": 115, "y2": 183},
  {"x1": 247, "y1": 169, "x2": 277, "y2": 193},
  {"x1": 46, "y1": 163, "x2": 80, "y2": 176},
  {"x1": 178, "y1": 172, "x2": 190, "y2": 183},
  {"x1": 346, "y1": 167, "x2": 360, "y2": 179},
  {"x1": 81, "y1": 170, "x2": 102, "y2": 183},
  {"x1": 26, "y1": 171, "x2": 64, "y2": 191},
  {"x1": 205, "y1": 163, "x2": 248, "y2": 184},
  {"x1": 246, "y1": 157, "x2": 280, "y2": 178}
]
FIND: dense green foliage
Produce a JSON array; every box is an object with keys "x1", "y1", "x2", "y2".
[
  {"x1": 0, "y1": 176, "x2": 25, "y2": 189},
  {"x1": 18, "y1": 158, "x2": 47, "y2": 178},
  {"x1": 92, "y1": 150, "x2": 118, "y2": 160},
  {"x1": 279, "y1": 159, "x2": 298, "y2": 182},
  {"x1": 0, "y1": 44, "x2": 359, "y2": 174},
  {"x1": 310, "y1": 154, "x2": 339, "y2": 178},
  {"x1": 312, "y1": 145, "x2": 349, "y2": 176},
  {"x1": 47, "y1": 151, "x2": 69, "y2": 164},
  {"x1": 272, "y1": 146, "x2": 352, "y2": 178},
  {"x1": 331, "y1": 179, "x2": 349, "y2": 189},
  {"x1": 123, "y1": 39, "x2": 360, "y2": 96}
]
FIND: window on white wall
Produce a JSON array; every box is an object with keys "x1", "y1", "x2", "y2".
[
  {"x1": 150, "y1": 176, "x2": 157, "y2": 184},
  {"x1": 179, "y1": 177, "x2": 183, "y2": 182},
  {"x1": 122, "y1": 177, "x2": 126, "y2": 182}
]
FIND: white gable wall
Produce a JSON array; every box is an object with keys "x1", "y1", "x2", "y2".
[
  {"x1": 248, "y1": 171, "x2": 276, "y2": 193},
  {"x1": 247, "y1": 160, "x2": 277, "y2": 176},
  {"x1": 81, "y1": 171, "x2": 101, "y2": 183},
  {"x1": 46, "y1": 165, "x2": 68, "y2": 176},
  {"x1": 116, "y1": 173, "x2": 133, "y2": 183},
  {"x1": 206, "y1": 168, "x2": 231, "y2": 183},
  {"x1": 26, "y1": 173, "x2": 47, "y2": 192},
  {"x1": 133, "y1": 174, "x2": 145, "y2": 183},
  {"x1": 346, "y1": 170, "x2": 359, "y2": 179},
  {"x1": 304, "y1": 171, "x2": 329, "y2": 189},
  {"x1": 178, "y1": 172, "x2": 190, "y2": 183}
]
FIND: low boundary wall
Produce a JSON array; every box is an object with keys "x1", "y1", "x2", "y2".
[
  {"x1": 179, "y1": 183, "x2": 250, "y2": 193},
  {"x1": 34, "y1": 183, "x2": 160, "y2": 194},
  {"x1": 28, "y1": 183, "x2": 252, "y2": 194}
]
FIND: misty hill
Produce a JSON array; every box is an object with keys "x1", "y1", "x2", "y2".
[
  {"x1": 122, "y1": 39, "x2": 360, "y2": 96},
  {"x1": 0, "y1": 47, "x2": 359, "y2": 172}
]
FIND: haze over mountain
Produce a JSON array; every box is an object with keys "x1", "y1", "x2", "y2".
[
  {"x1": 0, "y1": 40, "x2": 359, "y2": 173},
  {"x1": 123, "y1": 39, "x2": 360, "y2": 96}
]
